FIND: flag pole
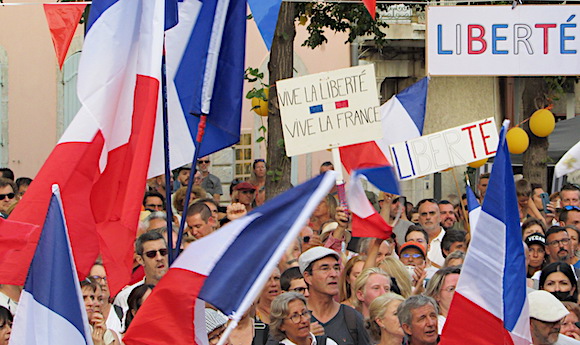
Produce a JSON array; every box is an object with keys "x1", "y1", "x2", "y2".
[
  {"x1": 331, "y1": 148, "x2": 348, "y2": 209},
  {"x1": 171, "y1": 115, "x2": 207, "y2": 264},
  {"x1": 160, "y1": 39, "x2": 177, "y2": 264}
]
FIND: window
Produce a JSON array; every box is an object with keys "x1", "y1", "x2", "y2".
[
  {"x1": 234, "y1": 132, "x2": 252, "y2": 180},
  {"x1": 58, "y1": 51, "x2": 82, "y2": 137}
]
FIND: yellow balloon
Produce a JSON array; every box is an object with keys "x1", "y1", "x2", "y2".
[
  {"x1": 468, "y1": 158, "x2": 489, "y2": 168},
  {"x1": 529, "y1": 109, "x2": 555, "y2": 137},
  {"x1": 251, "y1": 88, "x2": 269, "y2": 117},
  {"x1": 506, "y1": 127, "x2": 529, "y2": 154}
]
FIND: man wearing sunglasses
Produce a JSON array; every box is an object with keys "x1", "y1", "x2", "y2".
[
  {"x1": 560, "y1": 206, "x2": 580, "y2": 229},
  {"x1": 0, "y1": 178, "x2": 16, "y2": 218},
  {"x1": 113, "y1": 232, "x2": 168, "y2": 327},
  {"x1": 197, "y1": 156, "x2": 223, "y2": 203}
]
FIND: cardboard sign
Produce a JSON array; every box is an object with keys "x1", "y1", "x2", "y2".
[
  {"x1": 389, "y1": 118, "x2": 498, "y2": 180},
  {"x1": 277, "y1": 65, "x2": 382, "y2": 157},
  {"x1": 427, "y1": 5, "x2": 580, "y2": 76}
]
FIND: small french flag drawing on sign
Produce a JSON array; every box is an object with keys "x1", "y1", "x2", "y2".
[{"x1": 309, "y1": 100, "x2": 349, "y2": 114}]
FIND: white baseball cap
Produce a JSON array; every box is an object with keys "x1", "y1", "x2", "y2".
[
  {"x1": 529, "y1": 290, "x2": 569, "y2": 322},
  {"x1": 298, "y1": 247, "x2": 339, "y2": 275}
]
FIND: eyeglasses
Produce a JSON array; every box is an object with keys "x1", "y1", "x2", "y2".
[
  {"x1": 401, "y1": 253, "x2": 423, "y2": 259},
  {"x1": 547, "y1": 238, "x2": 570, "y2": 247},
  {"x1": 0, "y1": 193, "x2": 15, "y2": 200},
  {"x1": 291, "y1": 287, "x2": 307, "y2": 294},
  {"x1": 89, "y1": 275, "x2": 107, "y2": 283},
  {"x1": 143, "y1": 248, "x2": 168, "y2": 258},
  {"x1": 286, "y1": 310, "x2": 311, "y2": 324},
  {"x1": 197, "y1": 160, "x2": 210, "y2": 164},
  {"x1": 564, "y1": 206, "x2": 580, "y2": 211}
]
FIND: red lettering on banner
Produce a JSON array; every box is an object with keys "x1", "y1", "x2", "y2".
[
  {"x1": 468, "y1": 25, "x2": 487, "y2": 54},
  {"x1": 478, "y1": 120, "x2": 496, "y2": 155},
  {"x1": 461, "y1": 124, "x2": 478, "y2": 159},
  {"x1": 534, "y1": 24, "x2": 557, "y2": 54}
]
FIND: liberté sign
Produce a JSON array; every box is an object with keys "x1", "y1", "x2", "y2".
[
  {"x1": 277, "y1": 65, "x2": 382, "y2": 157},
  {"x1": 389, "y1": 118, "x2": 499, "y2": 180},
  {"x1": 427, "y1": 5, "x2": 580, "y2": 75}
]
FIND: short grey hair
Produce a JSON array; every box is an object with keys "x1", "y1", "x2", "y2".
[
  {"x1": 139, "y1": 211, "x2": 167, "y2": 231},
  {"x1": 443, "y1": 251, "x2": 465, "y2": 268},
  {"x1": 269, "y1": 292, "x2": 307, "y2": 341},
  {"x1": 397, "y1": 295, "x2": 439, "y2": 331}
]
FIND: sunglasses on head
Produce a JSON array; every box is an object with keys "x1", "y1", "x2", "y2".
[
  {"x1": 197, "y1": 160, "x2": 210, "y2": 164},
  {"x1": 0, "y1": 193, "x2": 15, "y2": 200},
  {"x1": 254, "y1": 159, "x2": 265, "y2": 163},
  {"x1": 143, "y1": 248, "x2": 168, "y2": 258}
]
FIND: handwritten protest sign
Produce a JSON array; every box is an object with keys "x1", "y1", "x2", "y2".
[
  {"x1": 390, "y1": 117, "x2": 499, "y2": 180},
  {"x1": 277, "y1": 65, "x2": 382, "y2": 157}
]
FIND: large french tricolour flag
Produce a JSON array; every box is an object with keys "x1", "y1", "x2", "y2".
[
  {"x1": 147, "y1": 0, "x2": 246, "y2": 174},
  {"x1": 9, "y1": 0, "x2": 164, "y2": 296},
  {"x1": 10, "y1": 186, "x2": 92, "y2": 345},
  {"x1": 440, "y1": 123, "x2": 531, "y2": 345},
  {"x1": 123, "y1": 173, "x2": 336, "y2": 345},
  {"x1": 340, "y1": 77, "x2": 428, "y2": 193}
]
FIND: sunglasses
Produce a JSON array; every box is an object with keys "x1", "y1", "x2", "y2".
[
  {"x1": 401, "y1": 253, "x2": 423, "y2": 259},
  {"x1": 143, "y1": 248, "x2": 168, "y2": 258},
  {"x1": 197, "y1": 160, "x2": 210, "y2": 164},
  {"x1": 564, "y1": 205, "x2": 580, "y2": 211},
  {"x1": 0, "y1": 193, "x2": 15, "y2": 200}
]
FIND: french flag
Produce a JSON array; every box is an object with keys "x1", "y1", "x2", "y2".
[
  {"x1": 9, "y1": 0, "x2": 165, "y2": 295},
  {"x1": 346, "y1": 171, "x2": 393, "y2": 240},
  {"x1": 465, "y1": 183, "x2": 481, "y2": 233},
  {"x1": 340, "y1": 77, "x2": 428, "y2": 193},
  {"x1": 149, "y1": 0, "x2": 246, "y2": 170},
  {"x1": 440, "y1": 123, "x2": 531, "y2": 345},
  {"x1": 340, "y1": 79, "x2": 427, "y2": 238},
  {"x1": 123, "y1": 173, "x2": 336, "y2": 345},
  {"x1": 10, "y1": 186, "x2": 92, "y2": 345}
]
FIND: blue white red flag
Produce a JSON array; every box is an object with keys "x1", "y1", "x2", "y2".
[
  {"x1": 247, "y1": 0, "x2": 282, "y2": 50},
  {"x1": 9, "y1": 0, "x2": 165, "y2": 296},
  {"x1": 123, "y1": 172, "x2": 336, "y2": 345},
  {"x1": 440, "y1": 122, "x2": 531, "y2": 345},
  {"x1": 465, "y1": 182, "x2": 481, "y2": 232},
  {"x1": 346, "y1": 171, "x2": 393, "y2": 240},
  {"x1": 10, "y1": 186, "x2": 92, "y2": 345},
  {"x1": 150, "y1": 0, "x2": 246, "y2": 168},
  {"x1": 340, "y1": 77, "x2": 428, "y2": 193}
]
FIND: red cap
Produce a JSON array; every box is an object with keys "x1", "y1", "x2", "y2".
[
  {"x1": 399, "y1": 241, "x2": 427, "y2": 257},
  {"x1": 234, "y1": 182, "x2": 257, "y2": 191}
]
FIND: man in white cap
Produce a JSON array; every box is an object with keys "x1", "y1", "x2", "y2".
[
  {"x1": 529, "y1": 290, "x2": 580, "y2": 344},
  {"x1": 299, "y1": 247, "x2": 370, "y2": 345}
]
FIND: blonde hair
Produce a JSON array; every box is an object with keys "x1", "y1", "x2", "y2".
[
  {"x1": 352, "y1": 268, "x2": 391, "y2": 312},
  {"x1": 378, "y1": 257, "x2": 412, "y2": 298},
  {"x1": 339, "y1": 255, "x2": 366, "y2": 303},
  {"x1": 367, "y1": 293, "x2": 405, "y2": 342}
]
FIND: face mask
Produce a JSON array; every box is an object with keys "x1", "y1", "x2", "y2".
[{"x1": 551, "y1": 291, "x2": 573, "y2": 301}]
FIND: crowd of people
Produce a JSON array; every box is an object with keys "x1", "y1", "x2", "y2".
[{"x1": 0, "y1": 160, "x2": 579, "y2": 345}]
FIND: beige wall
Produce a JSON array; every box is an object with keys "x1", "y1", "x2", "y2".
[{"x1": 0, "y1": 3, "x2": 84, "y2": 179}]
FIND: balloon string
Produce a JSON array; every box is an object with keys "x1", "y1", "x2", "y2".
[{"x1": 514, "y1": 105, "x2": 552, "y2": 128}]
